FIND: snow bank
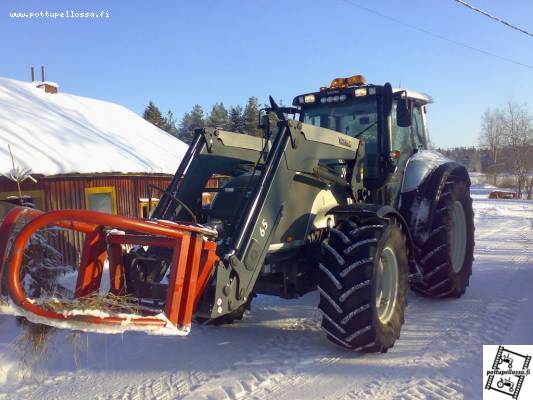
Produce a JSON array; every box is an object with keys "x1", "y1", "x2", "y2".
[
  {"x1": 0, "y1": 316, "x2": 20, "y2": 385},
  {"x1": 0, "y1": 77, "x2": 188, "y2": 176},
  {"x1": 4, "y1": 300, "x2": 189, "y2": 337}
]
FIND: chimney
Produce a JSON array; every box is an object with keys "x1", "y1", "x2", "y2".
[
  {"x1": 30, "y1": 66, "x2": 35, "y2": 82},
  {"x1": 35, "y1": 65, "x2": 59, "y2": 94}
]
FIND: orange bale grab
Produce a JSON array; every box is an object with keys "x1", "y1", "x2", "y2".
[{"x1": 0, "y1": 207, "x2": 218, "y2": 331}]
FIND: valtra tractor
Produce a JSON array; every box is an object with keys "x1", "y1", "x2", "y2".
[{"x1": 0, "y1": 75, "x2": 474, "y2": 352}]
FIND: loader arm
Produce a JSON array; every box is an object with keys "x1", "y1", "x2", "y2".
[{"x1": 160, "y1": 119, "x2": 360, "y2": 319}]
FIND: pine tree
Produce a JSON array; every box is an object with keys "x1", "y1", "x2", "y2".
[
  {"x1": 228, "y1": 105, "x2": 245, "y2": 133},
  {"x1": 207, "y1": 102, "x2": 229, "y2": 130},
  {"x1": 243, "y1": 97, "x2": 261, "y2": 136},
  {"x1": 142, "y1": 101, "x2": 165, "y2": 130},
  {"x1": 163, "y1": 109, "x2": 178, "y2": 137},
  {"x1": 178, "y1": 105, "x2": 205, "y2": 144}
]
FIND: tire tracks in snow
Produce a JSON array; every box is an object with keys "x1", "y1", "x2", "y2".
[
  {"x1": 98, "y1": 315, "x2": 341, "y2": 400},
  {"x1": 330, "y1": 290, "x2": 521, "y2": 400}
]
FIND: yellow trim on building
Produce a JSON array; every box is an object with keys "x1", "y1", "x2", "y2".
[
  {"x1": 84, "y1": 186, "x2": 117, "y2": 214},
  {"x1": 139, "y1": 198, "x2": 159, "y2": 218}
]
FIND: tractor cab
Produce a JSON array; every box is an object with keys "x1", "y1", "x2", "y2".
[{"x1": 293, "y1": 75, "x2": 433, "y2": 202}]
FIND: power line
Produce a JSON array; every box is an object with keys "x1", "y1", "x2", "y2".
[
  {"x1": 452, "y1": 0, "x2": 533, "y2": 38},
  {"x1": 338, "y1": 0, "x2": 533, "y2": 70}
]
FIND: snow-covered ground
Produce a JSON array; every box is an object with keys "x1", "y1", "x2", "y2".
[{"x1": 0, "y1": 184, "x2": 531, "y2": 400}]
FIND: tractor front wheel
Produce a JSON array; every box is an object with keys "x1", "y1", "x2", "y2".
[{"x1": 317, "y1": 217, "x2": 408, "y2": 352}]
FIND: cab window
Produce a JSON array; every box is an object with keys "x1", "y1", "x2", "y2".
[
  {"x1": 301, "y1": 99, "x2": 380, "y2": 179},
  {"x1": 391, "y1": 102, "x2": 417, "y2": 163},
  {"x1": 412, "y1": 106, "x2": 426, "y2": 148}
]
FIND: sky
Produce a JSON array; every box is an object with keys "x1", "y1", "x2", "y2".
[{"x1": 1, "y1": 0, "x2": 532, "y2": 149}]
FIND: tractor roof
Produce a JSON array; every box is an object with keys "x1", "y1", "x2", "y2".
[
  {"x1": 292, "y1": 75, "x2": 433, "y2": 106},
  {"x1": 393, "y1": 88, "x2": 433, "y2": 105}
]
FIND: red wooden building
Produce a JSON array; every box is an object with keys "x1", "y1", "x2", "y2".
[{"x1": 0, "y1": 77, "x2": 187, "y2": 263}]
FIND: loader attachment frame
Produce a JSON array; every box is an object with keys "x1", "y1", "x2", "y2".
[
  {"x1": 0, "y1": 206, "x2": 218, "y2": 334},
  {"x1": 152, "y1": 118, "x2": 360, "y2": 318}
]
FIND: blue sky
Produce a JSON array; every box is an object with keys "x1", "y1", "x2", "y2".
[{"x1": 1, "y1": 0, "x2": 532, "y2": 148}]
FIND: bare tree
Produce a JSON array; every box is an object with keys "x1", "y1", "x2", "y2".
[
  {"x1": 479, "y1": 108, "x2": 505, "y2": 184},
  {"x1": 479, "y1": 108, "x2": 503, "y2": 163},
  {"x1": 500, "y1": 98, "x2": 533, "y2": 198}
]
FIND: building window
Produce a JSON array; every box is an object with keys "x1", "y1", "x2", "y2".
[
  {"x1": 139, "y1": 198, "x2": 159, "y2": 218},
  {"x1": 0, "y1": 190, "x2": 45, "y2": 210},
  {"x1": 85, "y1": 187, "x2": 117, "y2": 214}
]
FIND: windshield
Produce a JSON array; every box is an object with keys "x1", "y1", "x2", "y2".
[
  {"x1": 301, "y1": 99, "x2": 378, "y2": 139},
  {"x1": 301, "y1": 98, "x2": 380, "y2": 178}
]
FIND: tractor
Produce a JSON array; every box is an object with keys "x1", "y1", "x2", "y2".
[
  {"x1": 497, "y1": 377, "x2": 515, "y2": 392},
  {"x1": 0, "y1": 75, "x2": 475, "y2": 352}
]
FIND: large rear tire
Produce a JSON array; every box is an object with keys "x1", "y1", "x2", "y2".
[
  {"x1": 317, "y1": 217, "x2": 408, "y2": 352},
  {"x1": 411, "y1": 177, "x2": 474, "y2": 297}
]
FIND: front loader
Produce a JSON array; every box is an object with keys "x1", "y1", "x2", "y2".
[{"x1": 0, "y1": 75, "x2": 474, "y2": 351}]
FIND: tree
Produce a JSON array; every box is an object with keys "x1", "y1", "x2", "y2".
[
  {"x1": 228, "y1": 105, "x2": 245, "y2": 133},
  {"x1": 142, "y1": 101, "x2": 165, "y2": 130},
  {"x1": 163, "y1": 110, "x2": 178, "y2": 137},
  {"x1": 243, "y1": 97, "x2": 261, "y2": 136},
  {"x1": 479, "y1": 108, "x2": 503, "y2": 164},
  {"x1": 500, "y1": 98, "x2": 533, "y2": 198},
  {"x1": 479, "y1": 108, "x2": 505, "y2": 184},
  {"x1": 207, "y1": 102, "x2": 229, "y2": 129},
  {"x1": 178, "y1": 105, "x2": 205, "y2": 144}
]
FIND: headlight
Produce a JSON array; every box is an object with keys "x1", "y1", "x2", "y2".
[
  {"x1": 354, "y1": 88, "x2": 367, "y2": 97},
  {"x1": 304, "y1": 94, "x2": 316, "y2": 103}
]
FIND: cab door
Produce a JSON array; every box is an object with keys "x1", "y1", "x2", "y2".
[{"x1": 387, "y1": 102, "x2": 425, "y2": 206}]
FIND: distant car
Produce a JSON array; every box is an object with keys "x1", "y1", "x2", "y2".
[{"x1": 489, "y1": 190, "x2": 518, "y2": 199}]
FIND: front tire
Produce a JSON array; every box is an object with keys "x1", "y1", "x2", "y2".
[
  {"x1": 411, "y1": 177, "x2": 474, "y2": 297},
  {"x1": 317, "y1": 217, "x2": 408, "y2": 352}
]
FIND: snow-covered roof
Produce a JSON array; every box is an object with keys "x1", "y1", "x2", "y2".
[{"x1": 0, "y1": 77, "x2": 188, "y2": 176}]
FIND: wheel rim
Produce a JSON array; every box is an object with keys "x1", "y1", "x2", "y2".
[
  {"x1": 450, "y1": 201, "x2": 467, "y2": 273},
  {"x1": 376, "y1": 246, "x2": 398, "y2": 324}
]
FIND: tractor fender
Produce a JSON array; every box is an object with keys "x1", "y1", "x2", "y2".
[
  {"x1": 398, "y1": 157, "x2": 470, "y2": 246},
  {"x1": 326, "y1": 204, "x2": 416, "y2": 264},
  {"x1": 400, "y1": 150, "x2": 458, "y2": 194}
]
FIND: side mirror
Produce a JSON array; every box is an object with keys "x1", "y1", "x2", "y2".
[
  {"x1": 259, "y1": 113, "x2": 270, "y2": 130},
  {"x1": 382, "y1": 83, "x2": 393, "y2": 116},
  {"x1": 396, "y1": 92, "x2": 412, "y2": 127}
]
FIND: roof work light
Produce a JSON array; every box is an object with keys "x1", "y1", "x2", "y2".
[{"x1": 328, "y1": 75, "x2": 367, "y2": 89}]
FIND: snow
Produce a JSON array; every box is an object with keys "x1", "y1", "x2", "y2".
[
  {"x1": 6, "y1": 301, "x2": 190, "y2": 337},
  {"x1": 0, "y1": 185, "x2": 532, "y2": 399},
  {"x1": 0, "y1": 77, "x2": 188, "y2": 176},
  {"x1": 401, "y1": 150, "x2": 453, "y2": 193}
]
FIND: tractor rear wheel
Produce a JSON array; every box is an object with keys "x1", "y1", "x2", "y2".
[
  {"x1": 411, "y1": 178, "x2": 474, "y2": 297},
  {"x1": 317, "y1": 217, "x2": 408, "y2": 352}
]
